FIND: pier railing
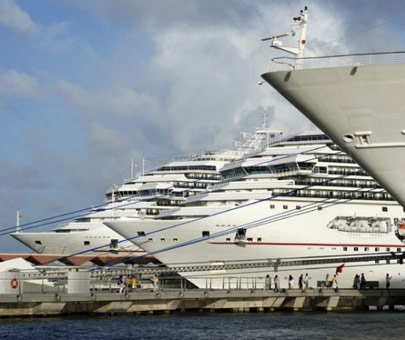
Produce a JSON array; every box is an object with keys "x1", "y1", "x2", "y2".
[{"x1": 269, "y1": 51, "x2": 405, "y2": 72}]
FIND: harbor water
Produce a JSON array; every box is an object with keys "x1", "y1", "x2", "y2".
[{"x1": 0, "y1": 312, "x2": 404, "y2": 339}]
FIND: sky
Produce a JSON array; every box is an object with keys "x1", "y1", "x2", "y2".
[{"x1": 1, "y1": 0, "x2": 405, "y2": 252}]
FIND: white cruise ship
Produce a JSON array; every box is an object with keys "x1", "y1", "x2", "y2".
[
  {"x1": 261, "y1": 7, "x2": 405, "y2": 208},
  {"x1": 11, "y1": 126, "x2": 278, "y2": 256},
  {"x1": 105, "y1": 131, "x2": 405, "y2": 289}
]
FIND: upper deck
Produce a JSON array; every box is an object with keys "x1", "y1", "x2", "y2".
[{"x1": 268, "y1": 51, "x2": 405, "y2": 73}]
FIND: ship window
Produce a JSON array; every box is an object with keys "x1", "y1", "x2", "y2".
[
  {"x1": 364, "y1": 247, "x2": 369, "y2": 251},
  {"x1": 382, "y1": 207, "x2": 388, "y2": 212},
  {"x1": 398, "y1": 248, "x2": 402, "y2": 252},
  {"x1": 202, "y1": 231, "x2": 210, "y2": 237},
  {"x1": 296, "y1": 205, "x2": 301, "y2": 210},
  {"x1": 226, "y1": 238, "x2": 231, "y2": 242},
  {"x1": 375, "y1": 247, "x2": 380, "y2": 251},
  {"x1": 137, "y1": 231, "x2": 145, "y2": 236},
  {"x1": 354, "y1": 247, "x2": 358, "y2": 251},
  {"x1": 173, "y1": 238, "x2": 178, "y2": 242},
  {"x1": 257, "y1": 237, "x2": 262, "y2": 242},
  {"x1": 84, "y1": 241, "x2": 90, "y2": 246},
  {"x1": 35, "y1": 240, "x2": 42, "y2": 245},
  {"x1": 247, "y1": 238, "x2": 253, "y2": 242},
  {"x1": 318, "y1": 206, "x2": 323, "y2": 211},
  {"x1": 386, "y1": 260, "x2": 390, "y2": 264},
  {"x1": 110, "y1": 239, "x2": 118, "y2": 249},
  {"x1": 375, "y1": 260, "x2": 380, "y2": 264},
  {"x1": 160, "y1": 238, "x2": 165, "y2": 242},
  {"x1": 386, "y1": 247, "x2": 390, "y2": 251},
  {"x1": 270, "y1": 204, "x2": 275, "y2": 209},
  {"x1": 343, "y1": 247, "x2": 347, "y2": 251},
  {"x1": 283, "y1": 205, "x2": 288, "y2": 210},
  {"x1": 148, "y1": 238, "x2": 153, "y2": 242}
]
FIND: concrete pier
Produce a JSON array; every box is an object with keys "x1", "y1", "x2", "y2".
[{"x1": 0, "y1": 288, "x2": 404, "y2": 317}]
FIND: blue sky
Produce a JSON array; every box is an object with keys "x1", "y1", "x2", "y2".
[{"x1": 1, "y1": 0, "x2": 405, "y2": 252}]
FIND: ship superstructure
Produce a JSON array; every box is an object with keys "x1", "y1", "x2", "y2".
[{"x1": 11, "y1": 126, "x2": 280, "y2": 256}]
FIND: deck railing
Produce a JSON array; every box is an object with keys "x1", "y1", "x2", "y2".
[{"x1": 269, "y1": 51, "x2": 405, "y2": 72}]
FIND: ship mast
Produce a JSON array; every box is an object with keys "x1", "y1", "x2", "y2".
[{"x1": 261, "y1": 6, "x2": 308, "y2": 69}]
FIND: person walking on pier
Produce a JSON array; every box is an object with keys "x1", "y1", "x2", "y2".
[
  {"x1": 274, "y1": 275, "x2": 280, "y2": 292},
  {"x1": 360, "y1": 273, "x2": 366, "y2": 289},
  {"x1": 265, "y1": 275, "x2": 271, "y2": 290},
  {"x1": 288, "y1": 275, "x2": 294, "y2": 289},
  {"x1": 386, "y1": 273, "x2": 392, "y2": 289},
  {"x1": 131, "y1": 276, "x2": 137, "y2": 292},
  {"x1": 325, "y1": 274, "x2": 330, "y2": 289},
  {"x1": 119, "y1": 275, "x2": 127, "y2": 293},
  {"x1": 153, "y1": 274, "x2": 159, "y2": 292},
  {"x1": 298, "y1": 274, "x2": 304, "y2": 291},
  {"x1": 332, "y1": 274, "x2": 338, "y2": 292}
]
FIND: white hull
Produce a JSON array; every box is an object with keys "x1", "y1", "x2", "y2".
[
  {"x1": 107, "y1": 197, "x2": 405, "y2": 289},
  {"x1": 11, "y1": 222, "x2": 140, "y2": 255},
  {"x1": 262, "y1": 62, "x2": 405, "y2": 207}
]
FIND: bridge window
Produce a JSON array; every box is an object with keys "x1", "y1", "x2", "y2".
[
  {"x1": 202, "y1": 231, "x2": 210, "y2": 237},
  {"x1": 270, "y1": 204, "x2": 275, "y2": 209},
  {"x1": 382, "y1": 207, "x2": 388, "y2": 212},
  {"x1": 84, "y1": 241, "x2": 90, "y2": 246},
  {"x1": 283, "y1": 205, "x2": 288, "y2": 210}
]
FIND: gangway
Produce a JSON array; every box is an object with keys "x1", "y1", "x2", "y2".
[
  {"x1": 9, "y1": 251, "x2": 405, "y2": 281},
  {"x1": 92, "y1": 251, "x2": 405, "y2": 278}
]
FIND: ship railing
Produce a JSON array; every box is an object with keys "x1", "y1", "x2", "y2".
[{"x1": 269, "y1": 51, "x2": 405, "y2": 72}]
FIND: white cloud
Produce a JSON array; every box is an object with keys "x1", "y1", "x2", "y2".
[
  {"x1": 56, "y1": 80, "x2": 160, "y2": 119},
  {"x1": 0, "y1": 69, "x2": 40, "y2": 97},
  {"x1": 0, "y1": 0, "x2": 38, "y2": 34}
]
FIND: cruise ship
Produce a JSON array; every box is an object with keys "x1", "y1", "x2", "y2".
[
  {"x1": 105, "y1": 131, "x2": 405, "y2": 289},
  {"x1": 261, "y1": 7, "x2": 405, "y2": 208},
  {"x1": 11, "y1": 126, "x2": 278, "y2": 256}
]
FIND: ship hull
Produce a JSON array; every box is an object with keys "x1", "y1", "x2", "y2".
[
  {"x1": 106, "y1": 197, "x2": 405, "y2": 289},
  {"x1": 262, "y1": 64, "x2": 405, "y2": 207}
]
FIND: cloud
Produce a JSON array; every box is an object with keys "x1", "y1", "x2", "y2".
[
  {"x1": 0, "y1": 158, "x2": 45, "y2": 189},
  {"x1": 56, "y1": 80, "x2": 160, "y2": 119},
  {"x1": 69, "y1": 0, "x2": 260, "y2": 31},
  {"x1": 0, "y1": 0, "x2": 38, "y2": 35},
  {"x1": 0, "y1": 69, "x2": 40, "y2": 97}
]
